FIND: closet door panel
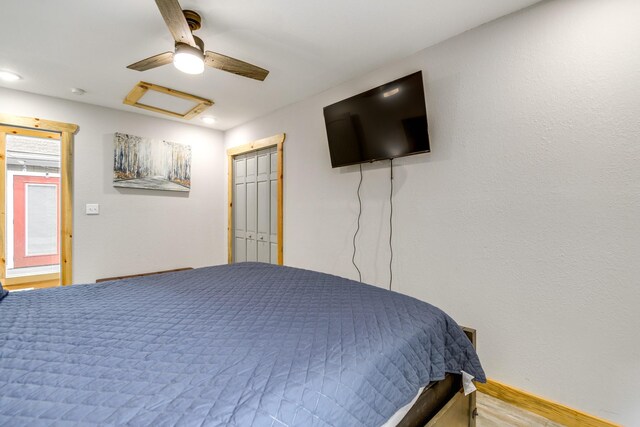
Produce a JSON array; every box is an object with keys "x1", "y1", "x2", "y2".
[
  {"x1": 245, "y1": 180, "x2": 257, "y2": 261},
  {"x1": 232, "y1": 144, "x2": 280, "y2": 265},
  {"x1": 246, "y1": 239, "x2": 257, "y2": 262},
  {"x1": 244, "y1": 151, "x2": 258, "y2": 262},
  {"x1": 233, "y1": 156, "x2": 247, "y2": 262},
  {"x1": 246, "y1": 182, "x2": 257, "y2": 234},
  {"x1": 270, "y1": 150, "x2": 278, "y2": 181},
  {"x1": 235, "y1": 237, "x2": 246, "y2": 262},
  {"x1": 269, "y1": 146, "x2": 279, "y2": 264},
  {"x1": 246, "y1": 155, "x2": 257, "y2": 181},
  {"x1": 233, "y1": 182, "x2": 247, "y2": 263},
  {"x1": 235, "y1": 156, "x2": 246, "y2": 183},
  {"x1": 257, "y1": 180, "x2": 270, "y2": 239},
  {"x1": 270, "y1": 180, "x2": 277, "y2": 241},
  {"x1": 257, "y1": 149, "x2": 270, "y2": 182},
  {"x1": 234, "y1": 180, "x2": 246, "y2": 235},
  {"x1": 256, "y1": 148, "x2": 270, "y2": 241},
  {"x1": 257, "y1": 241, "x2": 270, "y2": 263}
]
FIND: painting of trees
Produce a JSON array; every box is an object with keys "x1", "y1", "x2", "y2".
[{"x1": 113, "y1": 132, "x2": 191, "y2": 191}]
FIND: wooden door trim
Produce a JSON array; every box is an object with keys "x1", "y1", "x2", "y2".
[
  {"x1": 0, "y1": 126, "x2": 61, "y2": 140},
  {"x1": 227, "y1": 133, "x2": 285, "y2": 265},
  {"x1": 0, "y1": 114, "x2": 78, "y2": 286},
  {"x1": 4, "y1": 272, "x2": 59, "y2": 286},
  {"x1": 0, "y1": 115, "x2": 78, "y2": 133},
  {"x1": 4, "y1": 273, "x2": 61, "y2": 291}
]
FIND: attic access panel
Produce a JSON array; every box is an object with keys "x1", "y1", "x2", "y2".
[{"x1": 123, "y1": 81, "x2": 213, "y2": 120}]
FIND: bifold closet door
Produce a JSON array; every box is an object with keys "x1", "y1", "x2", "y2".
[{"x1": 233, "y1": 146, "x2": 278, "y2": 264}]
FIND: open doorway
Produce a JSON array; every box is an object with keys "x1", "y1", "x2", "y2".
[
  {"x1": 4, "y1": 128, "x2": 60, "y2": 289},
  {"x1": 0, "y1": 115, "x2": 77, "y2": 291}
]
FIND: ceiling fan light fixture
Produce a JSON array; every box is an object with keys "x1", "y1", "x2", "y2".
[
  {"x1": 173, "y1": 43, "x2": 204, "y2": 75},
  {"x1": 125, "y1": 1, "x2": 268, "y2": 80}
]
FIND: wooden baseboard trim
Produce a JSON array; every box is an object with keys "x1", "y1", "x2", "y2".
[
  {"x1": 95, "y1": 267, "x2": 193, "y2": 283},
  {"x1": 477, "y1": 379, "x2": 621, "y2": 427}
]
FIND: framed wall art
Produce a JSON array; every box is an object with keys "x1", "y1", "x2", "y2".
[{"x1": 113, "y1": 132, "x2": 191, "y2": 192}]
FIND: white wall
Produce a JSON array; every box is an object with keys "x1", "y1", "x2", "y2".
[
  {"x1": 0, "y1": 87, "x2": 227, "y2": 283},
  {"x1": 225, "y1": 0, "x2": 640, "y2": 424}
]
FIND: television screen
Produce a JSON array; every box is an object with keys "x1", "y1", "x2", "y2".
[{"x1": 323, "y1": 71, "x2": 430, "y2": 168}]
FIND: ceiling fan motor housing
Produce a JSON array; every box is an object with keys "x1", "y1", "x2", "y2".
[{"x1": 183, "y1": 10, "x2": 202, "y2": 31}]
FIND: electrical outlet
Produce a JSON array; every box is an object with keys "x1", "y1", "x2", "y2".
[{"x1": 85, "y1": 204, "x2": 100, "y2": 215}]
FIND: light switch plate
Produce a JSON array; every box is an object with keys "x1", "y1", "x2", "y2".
[{"x1": 86, "y1": 203, "x2": 99, "y2": 215}]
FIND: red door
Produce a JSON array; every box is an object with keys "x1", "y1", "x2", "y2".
[{"x1": 13, "y1": 175, "x2": 60, "y2": 268}]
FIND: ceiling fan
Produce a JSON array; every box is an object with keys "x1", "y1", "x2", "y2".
[{"x1": 127, "y1": 0, "x2": 269, "y2": 81}]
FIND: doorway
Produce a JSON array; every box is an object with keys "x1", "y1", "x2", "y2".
[
  {"x1": 227, "y1": 133, "x2": 285, "y2": 265},
  {"x1": 0, "y1": 115, "x2": 77, "y2": 290}
]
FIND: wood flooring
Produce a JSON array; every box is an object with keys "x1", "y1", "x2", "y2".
[{"x1": 477, "y1": 392, "x2": 565, "y2": 427}]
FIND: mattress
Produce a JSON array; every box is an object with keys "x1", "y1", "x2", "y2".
[{"x1": 0, "y1": 262, "x2": 485, "y2": 426}]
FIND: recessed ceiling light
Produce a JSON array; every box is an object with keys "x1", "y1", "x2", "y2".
[
  {"x1": 71, "y1": 88, "x2": 86, "y2": 95},
  {"x1": 201, "y1": 116, "x2": 216, "y2": 124},
  {"x1": 0, "y1": 70, "x2": 22, "y2": 82}
]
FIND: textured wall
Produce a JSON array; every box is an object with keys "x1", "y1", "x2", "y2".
[
  {"x1": 0, "y1": 88, "x2": 227, "y2": 283},
  {"x1": 225, "y1": 0, "x2": 640, "y2": 424}
]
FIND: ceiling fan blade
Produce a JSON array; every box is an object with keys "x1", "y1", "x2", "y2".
[
  {"x1": 205, "y1": 51, "x2": 269, "y2": 81},
  {"x1": 127, "y1": 52, "x2": 174, "y2": 71},
  {"x1": 155, "y1": 0, "x2": 196, "y2": 47}
]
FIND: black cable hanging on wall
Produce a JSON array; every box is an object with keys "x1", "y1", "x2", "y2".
[
  {"x1": 389, "y1": 159, "x2": 394, "y2": 291},
  {"x1": 351, "y1": 160, "x2": 393, "y2": 288},
  {"x1": 352, "y1": 164, "x2": 363, "y2": 282}
]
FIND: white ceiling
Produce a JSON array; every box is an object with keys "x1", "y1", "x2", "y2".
[{"x1": 0, "y1": 0, "x2": 540, "y2": 130}]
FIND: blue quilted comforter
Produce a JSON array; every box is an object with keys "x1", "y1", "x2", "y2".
[{"x1": 0, "y1": 263, "x2": 485, "y2": 426}]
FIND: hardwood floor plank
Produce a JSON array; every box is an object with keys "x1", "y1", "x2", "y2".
[{"x1": 477, "y1": 392, "x2": 565, "y2": 427}]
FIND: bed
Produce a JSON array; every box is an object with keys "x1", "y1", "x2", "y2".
[{"x1": 0, "y1": 262, "x2": 485, "y2": 426}]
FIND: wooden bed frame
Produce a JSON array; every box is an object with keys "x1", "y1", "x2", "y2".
[{"x1": 398, "y1": 327, "x2": 478, "y2": 427}]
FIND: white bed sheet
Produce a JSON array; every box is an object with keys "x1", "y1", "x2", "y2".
[{"x1": 380, "y1": 386, "x2": 425, "y2": 427}]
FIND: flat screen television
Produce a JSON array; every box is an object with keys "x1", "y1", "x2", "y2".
[{"x1": 323, "y1": 71, "x2": 430, "y2": 168}]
